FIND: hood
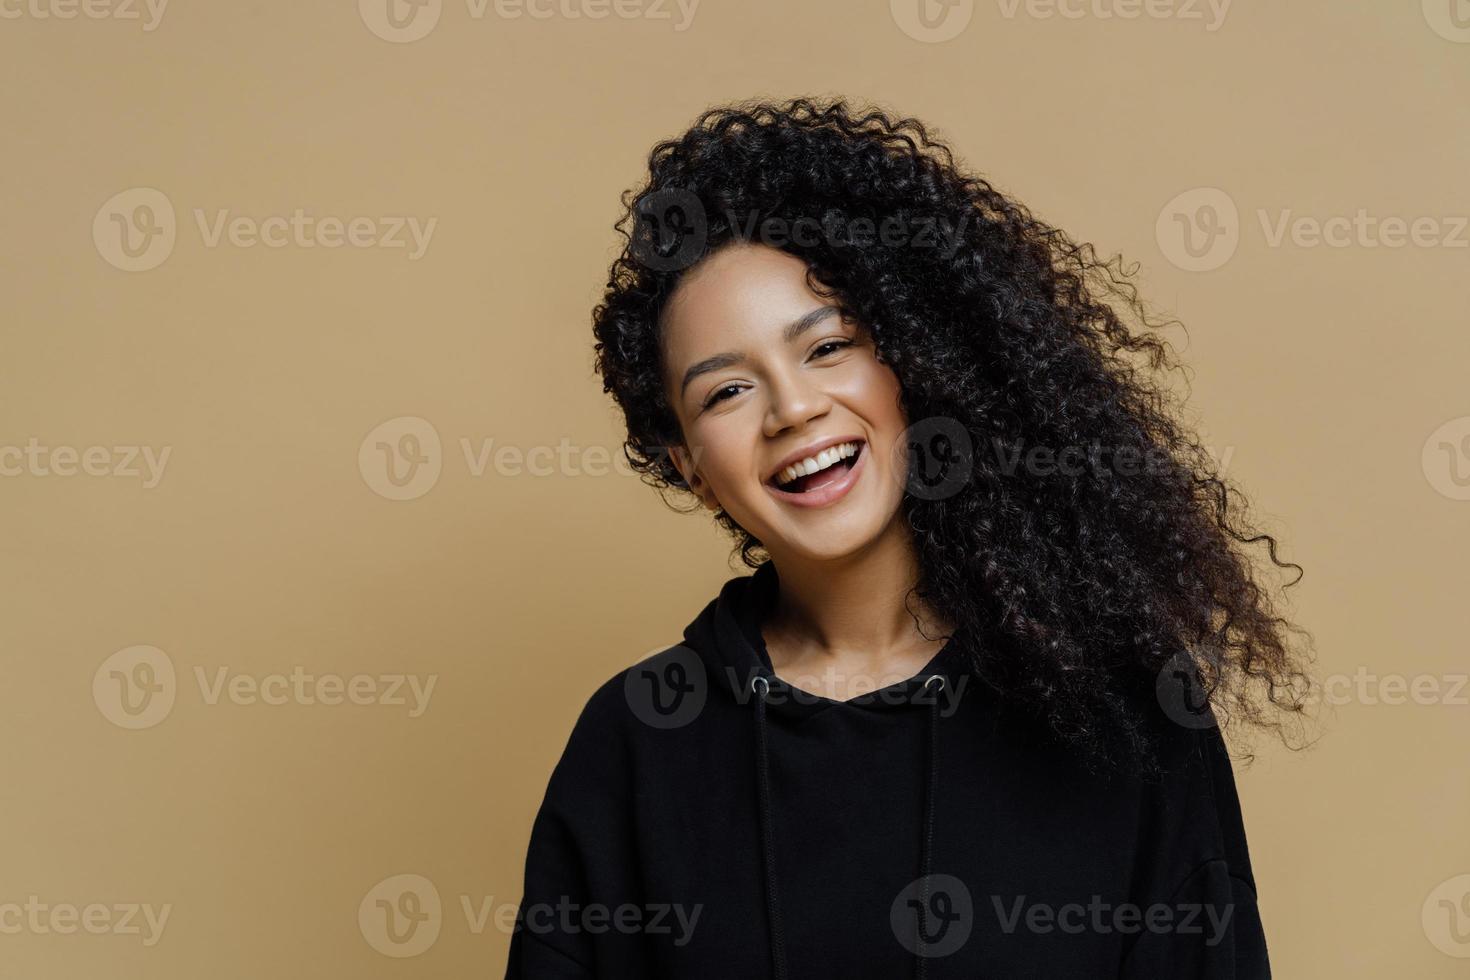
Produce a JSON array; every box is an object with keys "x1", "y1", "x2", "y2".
[
  {"x1": 680, "y1": 559, "x2": 970, "y2": 719},
  {"x1": 677, "y1": 560, "x2": 967, "y2": 980}
]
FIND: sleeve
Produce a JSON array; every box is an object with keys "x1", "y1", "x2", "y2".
[
  {"x1": 1117, "y1": 723, "x2": 1272, "y2": 980},
  {"x1": 503, "y1": 675, "x2": 640, "y2": 980}
]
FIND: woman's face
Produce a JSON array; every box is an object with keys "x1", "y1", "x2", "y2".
[{"x1": 662, "y1": 242, "x2": 911, "y2": 563}]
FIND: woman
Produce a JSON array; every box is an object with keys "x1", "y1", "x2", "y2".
[{"x1": 505, "y1": 98, "x2": 1311, "y2": 979}]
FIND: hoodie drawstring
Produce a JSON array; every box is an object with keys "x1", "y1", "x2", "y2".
[
  {"x1": 750, "y1": 672, "x2": 946, "y2": 980},
  {"x1": 751, "y1": 675, "x2": 788, "y2": 980},
  {"x1": 914, "y1": 673, "x2": 944, "y2": 979}
]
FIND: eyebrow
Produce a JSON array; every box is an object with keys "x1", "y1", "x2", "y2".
[{"x1": 678, "y1": 305, "x2": 843, "y2": 396}]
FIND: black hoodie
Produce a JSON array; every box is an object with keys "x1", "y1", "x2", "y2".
[{"x1": 504, "y1": 562, "x2": 1270, "y2": 978}]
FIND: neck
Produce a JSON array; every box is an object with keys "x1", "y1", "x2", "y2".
[{"x1": 762, "y1": 516, "x2": 953, "y2": 681}]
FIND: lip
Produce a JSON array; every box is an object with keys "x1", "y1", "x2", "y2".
[
  {"x1": 765, "y1": 435, "x2": 866, "y2": 486},
  {"x1": 764, "y1": 439, "x2": 868, "y2": 509}
]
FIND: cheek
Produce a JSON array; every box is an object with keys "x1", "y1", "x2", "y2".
[
  {"x1": 847, "y1": 359, "x2": 908, "y2": 428},
  {"x1": 683, "y1": 415, "x2": 759, "y2": 491}
]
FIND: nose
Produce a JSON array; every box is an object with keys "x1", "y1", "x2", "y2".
[{"x1": 762, "y1": 366, "x2": 832, "y2": 438}]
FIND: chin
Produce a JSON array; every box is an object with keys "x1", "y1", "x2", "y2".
[{"x1": 765, "y1": 515, "x2": 894, "y2": 564}]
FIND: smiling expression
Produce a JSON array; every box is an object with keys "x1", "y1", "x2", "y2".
[{"x1": 661, "y1": 243, "x2": 913, "y2": 563}]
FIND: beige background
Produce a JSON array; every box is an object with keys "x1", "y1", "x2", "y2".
[{"x1": 2, "y1": 0, "x2": 1468, "y2": 976}]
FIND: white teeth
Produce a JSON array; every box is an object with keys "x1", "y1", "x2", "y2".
[{"x1": 776, "y1": 441, "x2": 860, "y2": 487}]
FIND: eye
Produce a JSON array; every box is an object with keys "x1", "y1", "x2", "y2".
[
  {"x1": 703, "y1": 384, "x2": 744, "y2": 408},
  {"x1": 812, "y1": 339, "x2": 854, "y2": 358}
]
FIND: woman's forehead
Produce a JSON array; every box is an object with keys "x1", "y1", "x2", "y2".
[{"x1": 662, "y1": 245, "x2": 821, "y2": 346}]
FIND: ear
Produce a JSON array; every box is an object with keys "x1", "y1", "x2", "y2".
[{"x1": 669, "y1": 443, "x2": 722, "y2": 512}]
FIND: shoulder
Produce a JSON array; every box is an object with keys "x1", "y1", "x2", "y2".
[
  {"x1": 1130, "y1": 688, "x2": 1264, "y2": 879},
  {"x1": 557, "y1": 641, "x2": 705, "y2": 757},
  {"x1": 539, "y1": 642, "x2": 707, "y2": 811},
  {"x1": 1117, "y1": 712, "x2": 1271, "y2": 977}
]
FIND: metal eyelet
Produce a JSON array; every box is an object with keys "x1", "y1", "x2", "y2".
[
  {"x1": 751, "y1": 676, "x2": 771, "y2": 698},
  {"x1": 923, "y1": 675, "x2": 946, "y2": 693}
]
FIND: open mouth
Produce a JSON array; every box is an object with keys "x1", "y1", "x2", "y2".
[{"x1": 767, "y1": 440, "x2": 865, "y2": 495}]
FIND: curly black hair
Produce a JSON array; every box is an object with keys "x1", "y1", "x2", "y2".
[{"x1": 592, "y1": 97, "x2": 1314, "y2": 774}]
